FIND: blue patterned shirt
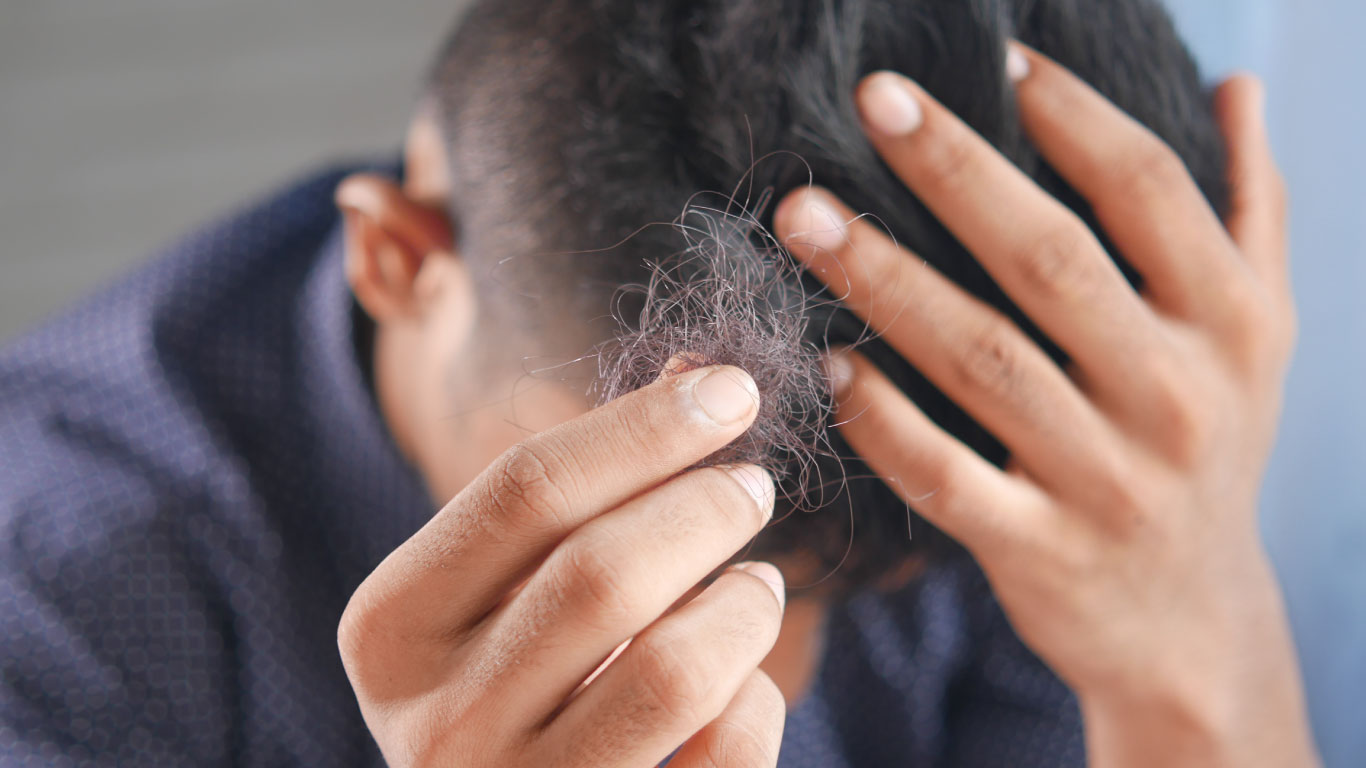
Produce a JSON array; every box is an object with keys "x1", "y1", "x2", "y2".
[{"x1": 0, "y1": 165, "x2": 1083, "y2": 767}]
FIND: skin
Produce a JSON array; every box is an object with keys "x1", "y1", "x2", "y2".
[{"x1": 335, "y1": 45, "x2": 1319, "y2": 768}]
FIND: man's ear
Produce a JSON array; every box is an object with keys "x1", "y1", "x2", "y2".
[{"x1": 336, "y1": 173, "x2": 456, "y2": 323}]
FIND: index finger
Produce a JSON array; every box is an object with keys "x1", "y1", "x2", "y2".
[{"x1": 351, "y1": 364, "x2": 761, "y2": 640}]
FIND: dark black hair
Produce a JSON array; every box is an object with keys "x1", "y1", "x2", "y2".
[{"x1": 427, "y1": 0, "x2": 1227, "y2": 595}]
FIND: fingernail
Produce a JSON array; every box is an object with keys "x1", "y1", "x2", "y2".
[
  {"x1": 733, "y1": 561, "x2": 786, "y2": 610},
  {"x1": 819, "y1": 347, "x2": 852, "y2": 393},
  {"x1": 824, "y1": 351, "x2": 855, "y2": 398},
  {"x1": 860, "y1": 72, "x2": 924, "y2": 136},
  {"x1": 722, "y1": 464, "x2": 775, "y2": 520},
  {"x1": 1006, "y1": 44, "x2": 1031, "y2": 83},
  {"x1": 785, "y1": 192, "x2": 848, "y2": 256},
  {"x1": 693, "y1": 367, "x2": 759, "y2": 425}
]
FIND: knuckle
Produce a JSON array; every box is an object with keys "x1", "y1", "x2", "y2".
[
  {"x1": 336, "y1": 582, "x2": 410, "y2": 703},
  {"x1": 633, "y1": 632, "x2": 712, "y2": 724},
  {"x1": 921, "y1": 458, "x2": 959, "y2": 511},
  {"x1": 1221, "y1": 272, "x2": 1270, "y2": 327},
  {"x1": 1145, "y1": 362, "x2": 1207, "y2": 459},
  {"x1": 553, "y1": 535, "x2": 637, "y2": 627},
  {"x1": 1114, "y1": 138, "x2": 1189, "y2": 201},
  {"x1": 1222, "y1": 279, "x2": 1276, "y2": 352},
  {"x1": 908, "y1": 451, "x2": 965, "y2": 521},
  {"x1": 491, "y1": 441, "x2": 577, "y2": 536},
  {"x1": 1092, "y1": 453, "x2": 1146, "y2": 526},
  {"x1": 1165, "y1": 406, "x2": 1215, "y2": 471},
  {"x1": 1051, "y1": 526, "x2": 1106, "y2": 582},
  {"x1": 917, "y1": 127, "x2": 978, "y2": 194},
  {"x1": 336, "y1": 588, "x2": 378, "y2": 671},
  {"x1": 604, "y1": 395, "x2": 667, "y2": 458},
  {"x1": 953, "y1": 317, "x2": 1026, "y2": 402},
  {"x1": 1013, "y1": 223, "x2": 1103, "y2": 303},
  {"x1": 336, "y1": 577, "x2": 403, "y2": 674},
  {"x1": 1206, "y1": 273, "x2": 1287, "y2": 376}
]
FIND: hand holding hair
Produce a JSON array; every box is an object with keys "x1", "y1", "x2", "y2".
[
  {"x1": 339, "y1": 364, "x2": 787, "y2": 767},
  {"x1": 775, "y1": 45, "x2": 1318, "y2": 768}
]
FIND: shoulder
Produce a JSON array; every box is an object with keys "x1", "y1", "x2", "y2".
[
  {"x1": 0, "y1": 163, "x2": 360, "y2": 407},
  {"x1": 0, "y1": 163, "x2": 402, "y2": 764},
  {"x1": 0, "y1": 162, "x2": 381, "y2": 505},
  {"x1": 0, "y1": 163, "x2": 379, "y2": 595},
  {"x1": 0, "y1": 406, "x2": 243, "y2": 764}
]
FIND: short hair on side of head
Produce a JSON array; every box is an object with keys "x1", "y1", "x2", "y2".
[{"x1": 426, "y1": 0, "x2": 1227, "y2": 595}]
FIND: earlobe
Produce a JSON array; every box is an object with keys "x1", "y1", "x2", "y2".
[{"x1": 336, "y1": 173, "x2": 455, "y2": 323}]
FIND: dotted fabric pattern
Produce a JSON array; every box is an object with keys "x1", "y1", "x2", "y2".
[{"x1": 0, "y1": 165, "x2": 1083, "y2": 766}]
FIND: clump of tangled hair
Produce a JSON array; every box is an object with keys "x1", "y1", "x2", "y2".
[
  {"x1": 592, "y1": 186, "x2": 842, "y2": 507},
  {"x1": 428, "y1": 0, "x2": 1228, "y2": 595}
]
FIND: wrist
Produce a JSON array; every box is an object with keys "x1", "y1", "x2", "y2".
[
  {"x1": 1079, "y1": 683, "x2": 1241, "y2": 768},
  {"x1": 1074, "y1": 590, "x2": 1321, "y2": 768},
  {"x1": 1081, "y1": 687, "x2": 1321, "y2": 768}
]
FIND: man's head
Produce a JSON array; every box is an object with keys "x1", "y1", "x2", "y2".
[{"x1": 337, "y1": 0, "x2": 1227, "y2": 594}]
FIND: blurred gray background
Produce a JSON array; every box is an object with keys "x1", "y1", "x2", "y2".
[
  {"x1": 2, "y1": 1, "x2": 1363, "y2": 766},
  {"x1": 0, "y1": 0, "x2": 459, "y2": 336}
]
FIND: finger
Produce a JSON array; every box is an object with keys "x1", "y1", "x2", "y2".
[
  {"x1": 837, "y1": 70, "x2": 1166, "y2": 396},
  {"x1": 472, "y1": 463, "x2": 775, "y2": 725},
  {"x1": 774, "y1": 189, "x2": 1119, "y2": 492},
  {"x1": 533, "y1": 563, "x2": 785, "y2": 768},
  {"x1": 831, "y1": 351, "x2": 1053, "y2": 558},
  {"x1": 341, "y1": 365, "x2": 760, "y2": 664},
  {"x1": 667, "y1": 669, "x2": 786, "y2": 768},
  {"x1": 1213, "y1": 74, "x2": 1291, "y2": 295},
  {"x1": 1010, "y1": 44, "x2": 1249, "y2": 321}
]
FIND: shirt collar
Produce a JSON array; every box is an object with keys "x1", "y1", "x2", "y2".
[{"x1": 295, "y1": 222, "x2": 435, "y2": 590}]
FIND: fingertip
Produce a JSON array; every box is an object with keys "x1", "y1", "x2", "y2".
[
  {"x1": 1005, "y1": 42, "x2": 1031, "y2": 83},
  {"x1": 776, "y1": 186, "x2": 849, "y2": 259},
  {"x1": 772, "y1": 187, "x2": 801, "y2": 235},
  {"x1": 720, "y1": 464, "x2": 776, "y2": 520},
  {"x1": 822, "y1": 348, "x2": 856, "y2": 400},
  {"x1": 1002, "y1": 42, "x2": 1061, "y2": 95},
  {"x1": 827, "y1": 350, "x2": 886, "y2": 426},
  {"x1": 731, "y1": 560, "x2": 786, "y2": 611},
  {"x1": 1214, "y1": 72, "x2": 1285, "y2": 231},
  {"x1": 1214, "y1": 72, "x2": 1267, "y2": 134},
  {"x1": 1219, "y1": 71, "x2": 1265, "y2": 104},
  {"x1": 856, "y1": 70, "x2": 926, "y2": 137}
]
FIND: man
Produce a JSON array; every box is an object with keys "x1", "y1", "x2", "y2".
[{"x1": 0, "y1": 0, "x2": 1319, "y2": 766}]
